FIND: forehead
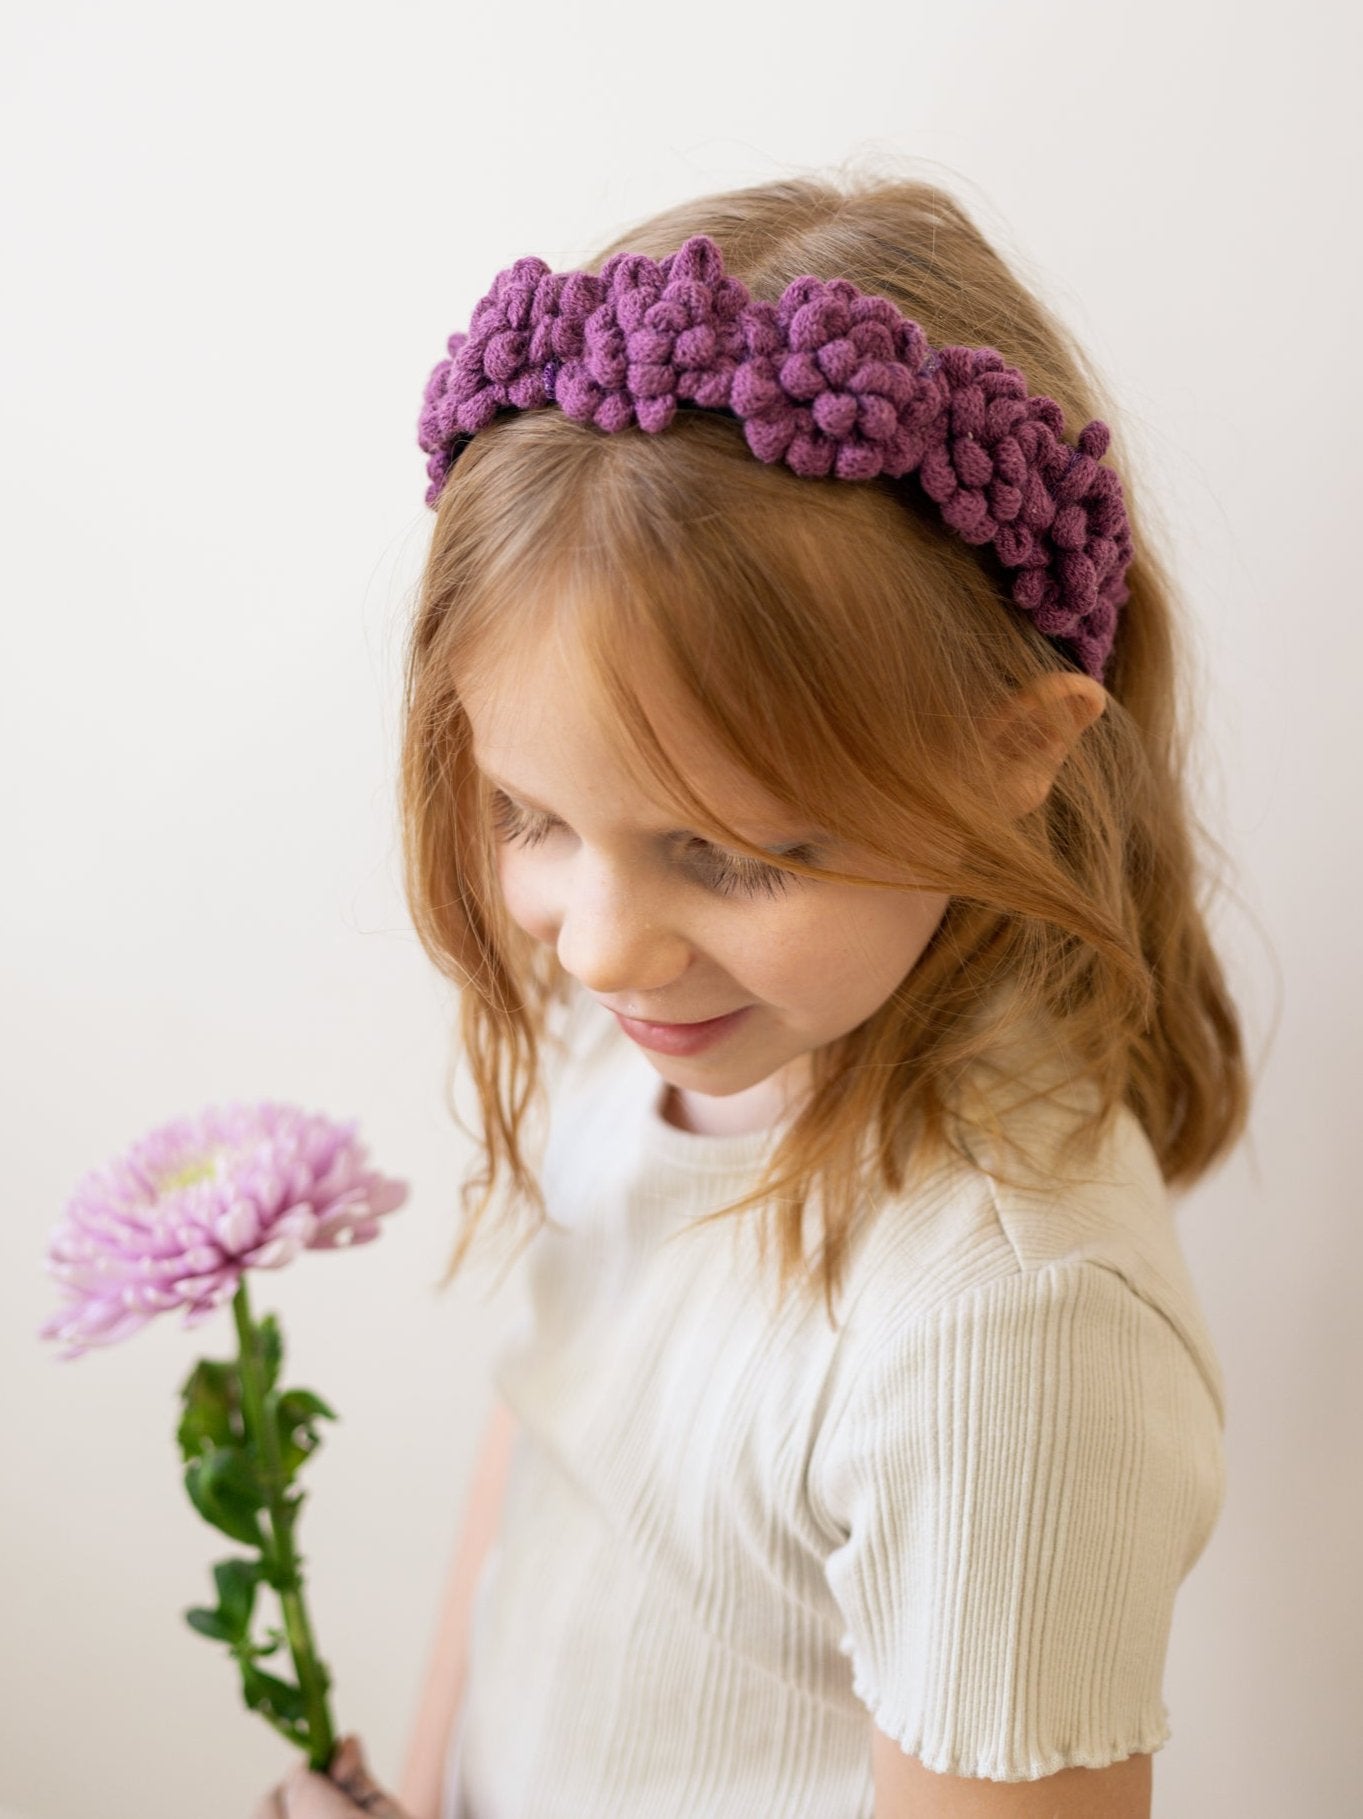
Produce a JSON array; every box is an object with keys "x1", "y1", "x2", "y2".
[{"x1": 457, "y1": 625, "x2": 803, "y2": 840}]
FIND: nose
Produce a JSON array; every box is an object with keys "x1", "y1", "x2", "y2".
[{"x1": 554, "y1": 859, "x2": 694, "y2": 1002}]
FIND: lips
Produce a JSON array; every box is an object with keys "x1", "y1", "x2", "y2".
[
  {"x1": 617, "y1": 1011, "x2": 739, "y2": 1028},
  {"x1": 610, "y1": 1005, "x2": 754, "y2": 1057}
]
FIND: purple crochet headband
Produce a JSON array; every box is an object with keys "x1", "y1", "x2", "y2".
[{"x1": 417, "y1": 233, "x2": 1133, "y2": 682}]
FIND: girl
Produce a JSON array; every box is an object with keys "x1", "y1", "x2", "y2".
[{"x1": 257, "y1": 169, "x2": 1248, "y2": 1819}]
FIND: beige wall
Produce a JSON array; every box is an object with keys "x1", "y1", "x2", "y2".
[{"x1": 2, "y1": 2, "x2": 1354, "y2": 1814}]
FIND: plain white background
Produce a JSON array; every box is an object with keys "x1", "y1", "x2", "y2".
[{"x1": 2, "y1": 2, "x2": 1357, "y2": 1815}]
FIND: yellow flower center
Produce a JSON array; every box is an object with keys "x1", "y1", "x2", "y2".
[{"x1": 161, "y1": 1156, "x2": 217, "y2": 1192}]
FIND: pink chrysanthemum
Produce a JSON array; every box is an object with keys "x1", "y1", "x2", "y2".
[{"x1": 40, "y1": 1102, "x2": 409, "y2": 1360}]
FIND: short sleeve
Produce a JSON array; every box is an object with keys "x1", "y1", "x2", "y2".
[{"x1": 809, "y1": 1260, "x2": 1227, "y2": 1782}]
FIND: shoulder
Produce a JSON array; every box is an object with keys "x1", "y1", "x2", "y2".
[
  {"x1": 810, "y1": 1249, "x2": 1225, "y2": 1542},
  {"x1": 806, "y1": 1093, "x2": 1228, "y2": 1586},
  {"x1": 829, "y1": 1090, "x2": 1225, "y2": 1429},
  {"x1": 978, "y1": 1094, "x2": 1227, "y2": 1424}
]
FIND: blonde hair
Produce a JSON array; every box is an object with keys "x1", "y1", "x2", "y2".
[{"x1": 399, "y1": 163, "x2": 1253, "y2": 1327}]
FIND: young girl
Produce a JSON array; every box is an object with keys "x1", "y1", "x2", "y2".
[{"x1": 257, "y1": 170, "x2": 1248, "y2": 1819}]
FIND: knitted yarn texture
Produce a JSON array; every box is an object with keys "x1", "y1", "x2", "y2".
[{"x1": 417, "y1": 233, "x2": 1133, "y2": 682}]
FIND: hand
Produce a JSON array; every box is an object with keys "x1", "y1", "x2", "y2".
[{"x1": 249, "y1": 1734, "x2": 414, "y2": 1819}]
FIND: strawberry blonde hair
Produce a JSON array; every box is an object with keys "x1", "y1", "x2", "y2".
[{"x1": 398, "y1": 164, "x2": 1252, "y2": 1326}]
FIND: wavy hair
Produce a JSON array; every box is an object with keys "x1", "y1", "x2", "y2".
[{"x1": 398, "y1": 162, "x2": 1253, "y2": 1327}]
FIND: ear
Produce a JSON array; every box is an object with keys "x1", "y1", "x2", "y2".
[{"x1": 984, "y1": 671, "x2": 1108, "y2": 819}]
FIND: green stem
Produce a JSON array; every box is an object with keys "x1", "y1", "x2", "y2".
[{"x1": 231, "y1": 1277, "x2": 336, "y2": 1773}]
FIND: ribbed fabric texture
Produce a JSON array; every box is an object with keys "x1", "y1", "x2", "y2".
[{"x1": 441, "y1": 999, "x2": 1227, "y2": 1817}]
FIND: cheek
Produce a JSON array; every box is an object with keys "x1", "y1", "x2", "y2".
[
  {"x1": 763, "y1": 890, "x2": 950, "y2": 1005},
  {"x1": 494, "y1": 852, "x2": 554, "y2": 940},
  {"x1": 859, "y1": 888, "x2": 951, "y2": 970},
  {"x1": 886, "y1": 887, "x2": 952, "y2": 954}
]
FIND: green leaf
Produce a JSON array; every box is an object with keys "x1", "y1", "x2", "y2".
[
  {"x1": 240, "y1": 1663, "x2": 309, "y2": 1727},
  {"x1": 212, "y1": 1557, "x2": 262, "y2": 1640},
  {"x1": 210, "y1": 1444, "x2": 267, "y2": 1509},
  {"x1": 271, "y1": 1386, "x2": 338, "y2": 1479},
  {"x1": 184, "y1": 1605, "x2": 233, "y2": 1642},
  {"x1": 176, "y1": 1359, "x2": 242, "y2": 1462},
  {"x1": 184, "y1": 1448, "x2": 267, "y2": 1549},
  {"x1": 277, "y1": 1387, "x2": 337, "y2": 1424}
]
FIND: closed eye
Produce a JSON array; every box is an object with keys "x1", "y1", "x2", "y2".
[{"x1": 485, "y1": 790, "x2": 818, "y2": 900}]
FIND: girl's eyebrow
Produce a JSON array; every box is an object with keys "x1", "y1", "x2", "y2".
[{"x1": 475, "y1": 762, "x2": 828, "y2": 851}]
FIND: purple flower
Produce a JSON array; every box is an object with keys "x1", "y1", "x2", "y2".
[{"x1": 39, "y1": 1103, "x2": 409, "y2": 1360}]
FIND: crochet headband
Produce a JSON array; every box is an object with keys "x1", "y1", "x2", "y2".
[{"x1": 417, "y1": 233, "x2": 1133, "y2": 683}]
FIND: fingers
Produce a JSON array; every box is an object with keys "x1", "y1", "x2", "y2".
[
  {"x1": 325, "y1": 1736, "x2": 410, "y2": 1817},
  {"x1": 275, "y1": 1756, "x2": 359, "y2": 1817},
  {"x1": 251, "y1": 1753, "x2": 349, "y2": 1819},
  {"x1": 252, "y1": 1736, "x2": 408, "y2": 1819}
]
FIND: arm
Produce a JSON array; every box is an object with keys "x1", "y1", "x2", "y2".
[
  {"x1": 873, "y1": 1728, "x2": 1151, "y2": 1817},
  {"x1": 395, "y1": 1397, "x2": 520, "y2": 1819}
]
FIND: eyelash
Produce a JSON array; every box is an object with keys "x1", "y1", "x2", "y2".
[{"x1": 486, "y1": 791, "x2": 814, "y2": 900}]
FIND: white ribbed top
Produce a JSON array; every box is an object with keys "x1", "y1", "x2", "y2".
[{"x1": 441, "y1": 996, "x2": 1227, "y2": 1817}]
